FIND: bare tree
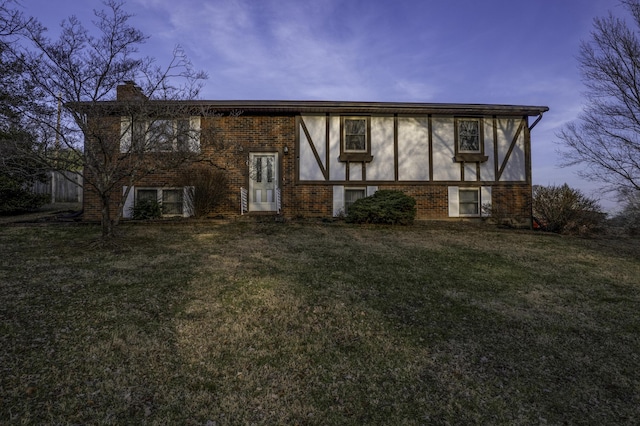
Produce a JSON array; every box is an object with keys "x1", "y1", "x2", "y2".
[
  {"x1": 0, "y1": 1, "x2": 51, "y2": 212},
  {"x1": 14, "y1": 0, "x2": 206, "y2": 239},
  {"x1": 558, "y1": 0, "x2": 640, "y2": 197}
]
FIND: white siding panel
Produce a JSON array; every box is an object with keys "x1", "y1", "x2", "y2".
[
  {"x1": 183, "y1": 186, "x2": 195, "y2": 217},
  {"x1": 481, "y1": 186, "x2": 492, "y2": 217},
  {"x1": 464, "y1": 163, "x2": 476, "y2": 181},
  {"x1": 500, "y1": 128, "x2": 526, "y2": 181},
  {"x1": 495, "y1": 118, "x2": 523, "y2": 181},
  {"x1": 368, "y1": 116, "x2": 395, "y2": 181},
  {"x1": 120, "y1": 117, "x2": 131, "y2": 153},
  {"x1": 123, "y1": 186, "x2": 134, "y2": 219},
  {"x1": 333, "y1": 185, "x2": 345, "y2": 216},
  {"x1": 302, "y1": 115, "x2": 327, "y2": 170},
  {"x1": 349, "y1": 163, "x2": 363, "y2": 181},
  {"x1": 189, "y1": 116, "x2": 201, "y2": 153},
  {"x1": 432, "y1": 117, "x2": 460, "y2": 181},
  {"x1": 329, "y1": 116, "x2": 345, "y2": 181},
  {"x1": 299, "y1": 126, "x2": 325, "y2": 181},
  {"x1": 448, "y1": 186, "x2": 459, "y2": 217},
  {"x1": 480, "y1": 118, "x2": 495, "y2": 182},
  {"x1": 398, "y1": 117, "x2": 430, "y2": 181},
  {"x1": 366, "y1": 186, "x2": 378, "y2": 196}
]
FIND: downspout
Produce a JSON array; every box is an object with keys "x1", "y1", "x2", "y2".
[
  {"x1": 528, "y1": 112, "x2": 544, "y2": 131},
  {"x1": 528, "y1": 111, "x2": 544, "y2": 230}
]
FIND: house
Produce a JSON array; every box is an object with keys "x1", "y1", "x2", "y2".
[{"x1": 81, "y1": 82, "x2": 548, "y2": 226}]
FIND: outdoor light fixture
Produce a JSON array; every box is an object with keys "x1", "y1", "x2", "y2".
[{"x1": 284, "y1": 146, "x2": 289, "y2": 154}]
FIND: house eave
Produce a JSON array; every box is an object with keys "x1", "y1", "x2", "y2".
[{"x1": 69, "y1": 99, "x2": 549, "y2": 117}]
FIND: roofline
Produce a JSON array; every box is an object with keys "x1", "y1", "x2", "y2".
[{"x1": 70, "y1": 99, "x2": 549, "y2": 116}]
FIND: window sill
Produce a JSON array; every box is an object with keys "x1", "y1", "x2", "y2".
[
  {"x1": 339, "y1": 153, "x2": 374, "y2": 162},
  {"x1": 454, "y1": 153, "x2": 488, "y2": 162}
]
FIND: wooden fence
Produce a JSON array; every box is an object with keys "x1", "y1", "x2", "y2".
[{"x1": 32, "y1": 171, "x2": 83, "y2": 203}]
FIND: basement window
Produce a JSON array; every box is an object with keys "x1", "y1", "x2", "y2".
[
  {"x1": 458, "y1": 188, "x2": 480, "y2": 216},
  {"x1": 345, "y1": 188, "x2": 366, "y2": 213},
  {"x1": 136, "y1": 188, "x2": 184, "y2": 216}
]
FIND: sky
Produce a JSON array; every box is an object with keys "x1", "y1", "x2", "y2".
[{"x1": 21, "y1": 0, "x2": 630, "y2": 211}]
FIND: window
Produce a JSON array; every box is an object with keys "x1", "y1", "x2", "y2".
[
  {"x1": 121, "y1": 117, "x2": 200, "y2": 153},
  {"x1": 458, "y1": 188, "x2": 480, "y2": 216},
  {"x1": 136, "y1": 188, "x2": 183, "y2": 216},
  {"x1": 339, "y1": 117, "x2": 373, "y2": 162},
  {"x1": 162, "y1": 189, "x2": 183, "y2": 215},
  {"x1": 448, "y1": 186, "x2": 491, "y2": 218},
  {"x1": 137, "y1": 189, "x2": 158, "y2": 204},
  {"x1": 148, "y1": 119, "x2": 176, "y2": 151},
  {"x1": 454, "y1": 118, "x2": 488, "y2": 162},
  {"x1": 457, "y1": 119, "x2": 480, "y2": 152},
  {"x1": 344, "y1": 118, "x2": 367, "y2": 152},
  {"x1": 254, "y1": 155, "x2": 274, "y2": 183},
  {"x1": 345, "y1": 188, "x2": 366, "y2": 213}
]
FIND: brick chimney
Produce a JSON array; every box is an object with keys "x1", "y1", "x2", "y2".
[{"x1": 116, "y1": 81, "x2": 147, "y2": 101}]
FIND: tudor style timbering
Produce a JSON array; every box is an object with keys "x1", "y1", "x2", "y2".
[{"x1": 297, "y1": 114, "x2": 529, "y2": 184}]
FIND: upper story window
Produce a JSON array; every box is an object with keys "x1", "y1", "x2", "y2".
[
  {"x1": 454, "y1": 117, "x2": 488, "y2": 162},
  {"x1": 339, "y1": 116, "x2": 373, "y2": 162},
  {"x1": 121, "y1": 116, "x2": 201, "y2": 153},
  {"x1": 344, "y1": 118, "x2": 367, "y2": 152},
  {"x1": 457, "y1": 118, "x2": 481, "y2": 153}
]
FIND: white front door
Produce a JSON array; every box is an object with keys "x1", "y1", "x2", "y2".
[{"x1": 249, "y1": 152, "x2": 278, "y2": 212}]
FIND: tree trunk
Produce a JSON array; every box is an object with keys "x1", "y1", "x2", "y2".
[{"x1": 100, "y1": 194, "x2": 114, "y2": 240}]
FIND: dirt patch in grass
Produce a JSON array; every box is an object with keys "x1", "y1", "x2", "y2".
[
  {"x1": 1, "y1": 221, "x2": 639, "y2": 424},
  {"x1": 0, "y1": 203, "x2": 82, "y2": 224}
]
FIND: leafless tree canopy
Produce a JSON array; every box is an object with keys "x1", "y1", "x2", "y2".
[
  {"x1": 7, "y1": 0, "x2": 207, "y2": 239},
  {"x1": 558, "y1": 0, "x2": 640, "y2": 195}
]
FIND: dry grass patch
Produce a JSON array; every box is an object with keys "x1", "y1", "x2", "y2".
[{"x1": 1, "y1": 221, "x2": 639, "y2": 424}]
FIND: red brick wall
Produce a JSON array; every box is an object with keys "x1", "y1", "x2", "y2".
[
  {"x1": 491, "y1": 183, "x2": 532, "y2": 225},
  {"x1": 83, "y1": 112, "x2": 533, "y2": 225}
]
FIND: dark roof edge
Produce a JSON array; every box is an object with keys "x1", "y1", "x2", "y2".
[{"x1": 72, "y1": 99, "x2": 549, "y2": 116}]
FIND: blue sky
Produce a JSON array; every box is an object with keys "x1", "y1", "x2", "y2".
[{"x1": 22, "y1": 0, "x2": 629, "y2": 210}]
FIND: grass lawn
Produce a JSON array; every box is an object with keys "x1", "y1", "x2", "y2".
[{"x1": 1, "y1": 220, "x2": 639, "y2": 425}]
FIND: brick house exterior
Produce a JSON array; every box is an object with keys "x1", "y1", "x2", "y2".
[{"x1": 81, "y1": 82, "x2": 548, "y2": 226}]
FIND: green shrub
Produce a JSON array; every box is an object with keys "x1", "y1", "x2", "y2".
[
  {"x1": 346, "y1": 190, "x2": 416, "y2": 225},
  {"x1": 131, "y1": 199, "x2": 162, "y2": 220}
]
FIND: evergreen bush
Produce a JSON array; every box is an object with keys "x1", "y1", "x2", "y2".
[{"x1": 346, "y1": 190, "x2": 416, "y2": 225}]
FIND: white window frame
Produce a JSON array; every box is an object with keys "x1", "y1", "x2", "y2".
[
  {"x1": 344, "y1": 187, "x2": 367, "y2": 214},
  {"x1": 458, "y1": 188, "x2": 480, "y2": 217},
  {"x1": 333, "y1": 185, "x2": 378, "y2": 217},
  {"x1": 342, "y1": 117, "x2": 368, "y2": 153},
  {"x1": 122, "y1": 186, "x2": 194, "y2": 218},
  {"x1": 448, "y1": 186, "x2": 492, "y2": 218},
  {"x1": 455, "y1": 118, "x2": 482, "y2": 154}
]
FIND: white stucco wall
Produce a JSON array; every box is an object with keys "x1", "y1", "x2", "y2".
[
  {"x1": 496, "y1": 118, "x2": 526, "y2": 181},
  {"x1": 298, "y1": 114, "x2": 528, "y2": 184},
  {"x1": 397, "y1": 117, "x2": 430, "y2": 181},
  {"x1": 480, "y1": 117, "x2": 496, "y2": 182},
  {"x1": 329, "y1": 116, "x2": 345, "y2": 181},
  {"x1": 368, "y1": 116, "x2": 395, "y2": 181},
  {"x1": 431, "y1": 117, "x2": 460, "y2": 181}
]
